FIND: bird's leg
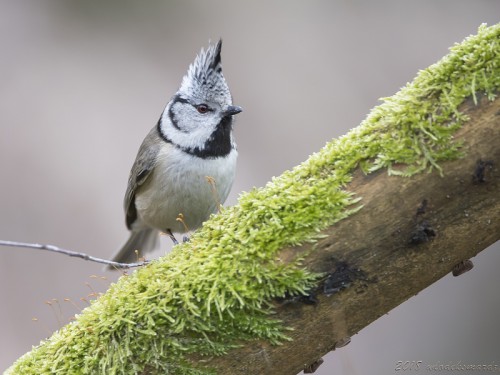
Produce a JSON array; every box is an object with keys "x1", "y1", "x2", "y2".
[
  {"x1": 166, "y1": 229, "x2": 179, "y2": 245},
  {"x1": 175, "y1": 213, "x2": 190, "y2": 243}
]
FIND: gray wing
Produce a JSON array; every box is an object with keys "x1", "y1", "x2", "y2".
[{"x1": 124, "y1": 126, "x2": 162, "y2": 229}]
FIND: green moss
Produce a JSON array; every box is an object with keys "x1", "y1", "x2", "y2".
[{"x1": 7, "y1": 24, "x2": 500, "y2": 374}]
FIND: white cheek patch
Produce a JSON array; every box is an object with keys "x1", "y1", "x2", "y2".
[{"x1": 160, "y1": 102, "x2": 222, "y2": 152}]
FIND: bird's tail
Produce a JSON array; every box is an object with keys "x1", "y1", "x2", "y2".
[{"x1": 107, "y1": 228, "x2": 159, "y2": 270}]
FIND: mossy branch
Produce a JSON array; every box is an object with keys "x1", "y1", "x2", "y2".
[
  {"x1": 6, "y1": 24, "x2": 500, "y2": 375},
  {"x1": 204, "y1": 94, "x2": 500, "y2": 374}
]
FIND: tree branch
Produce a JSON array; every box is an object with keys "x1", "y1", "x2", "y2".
[
  {"x1": 0, "y1": 240, "x2": 147, "y2": 268},
  {"x1": 6, "y1": 23, "x2": 500, "y2": 375},
  {"x1": 204, "y1": 94, "x2": 500, "y2": 374}
]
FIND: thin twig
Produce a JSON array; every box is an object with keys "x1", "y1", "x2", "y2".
[{"x1": 0, "y1": 240, "x2": 148, "y2": 269}]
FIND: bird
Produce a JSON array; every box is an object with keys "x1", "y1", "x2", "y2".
[{"x1": 109, "y1": 40, "x2": 242, "y2": 267}]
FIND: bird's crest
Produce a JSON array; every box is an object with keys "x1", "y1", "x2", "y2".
[{"x1": 179, "y1": 39, "x2": 231, "y2": 104}]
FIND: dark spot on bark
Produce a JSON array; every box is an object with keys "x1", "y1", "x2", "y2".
[
  {"x1": 452, "y1": 259, "x2": 474, "y2": 276},
  {"x1": 473, "y1": 159, "x2": 493, "y2": 184},
  {"x1": 416, "y1": 199, "x2": 428, "y2": 216},
  {"x1": 409, "y1": 220, "x2": 436, "y2": 245},
  {"x1": 323, "y1": 261, "x2": 367, "y2": 296},
  {"x1": 304, "y1": 358, "x2": 324, "y2": 373},
  {"x1": 298, "y1": 293, "x2": 319, "y2": 305},
  {"x1": 409, "y1": 199, "x2": 436, "y2": 245},
  {"x1": 275, "y1": 290, "x2": 318, "y2": 306}
]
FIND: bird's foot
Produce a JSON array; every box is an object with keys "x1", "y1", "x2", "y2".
[{"x1": 166, "y1": 229, "x2": 179, "y2": 245}]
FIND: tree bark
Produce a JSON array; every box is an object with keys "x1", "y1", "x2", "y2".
[{"x1": 203, "y1": 95, "x2": 500, "y2": 374}]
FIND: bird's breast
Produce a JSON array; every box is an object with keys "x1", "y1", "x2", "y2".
[{"x1": 135, "y1": 145, "x2": 237, "y2": 233}]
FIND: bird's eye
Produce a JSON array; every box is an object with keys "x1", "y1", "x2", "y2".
[{"x1": 196, "y1": 104, "x2": 209, "y2": 114}]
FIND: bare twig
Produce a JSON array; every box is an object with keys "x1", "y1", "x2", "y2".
[{"x1": 0, "y1": 240, "x2": 148, "y2": 269}]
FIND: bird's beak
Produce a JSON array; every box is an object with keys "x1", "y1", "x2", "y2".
[{"x1": 224, "y1": 105, "x2": 243, "y2": 117}]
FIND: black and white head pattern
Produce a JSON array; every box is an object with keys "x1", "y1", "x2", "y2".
[{"x1": 158, "y1": 40, "x2": 241, "y2": 159}]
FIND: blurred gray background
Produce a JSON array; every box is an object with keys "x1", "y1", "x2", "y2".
[{"x1": 0, "y1": 1, "x2": 499, "y2": 374}]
